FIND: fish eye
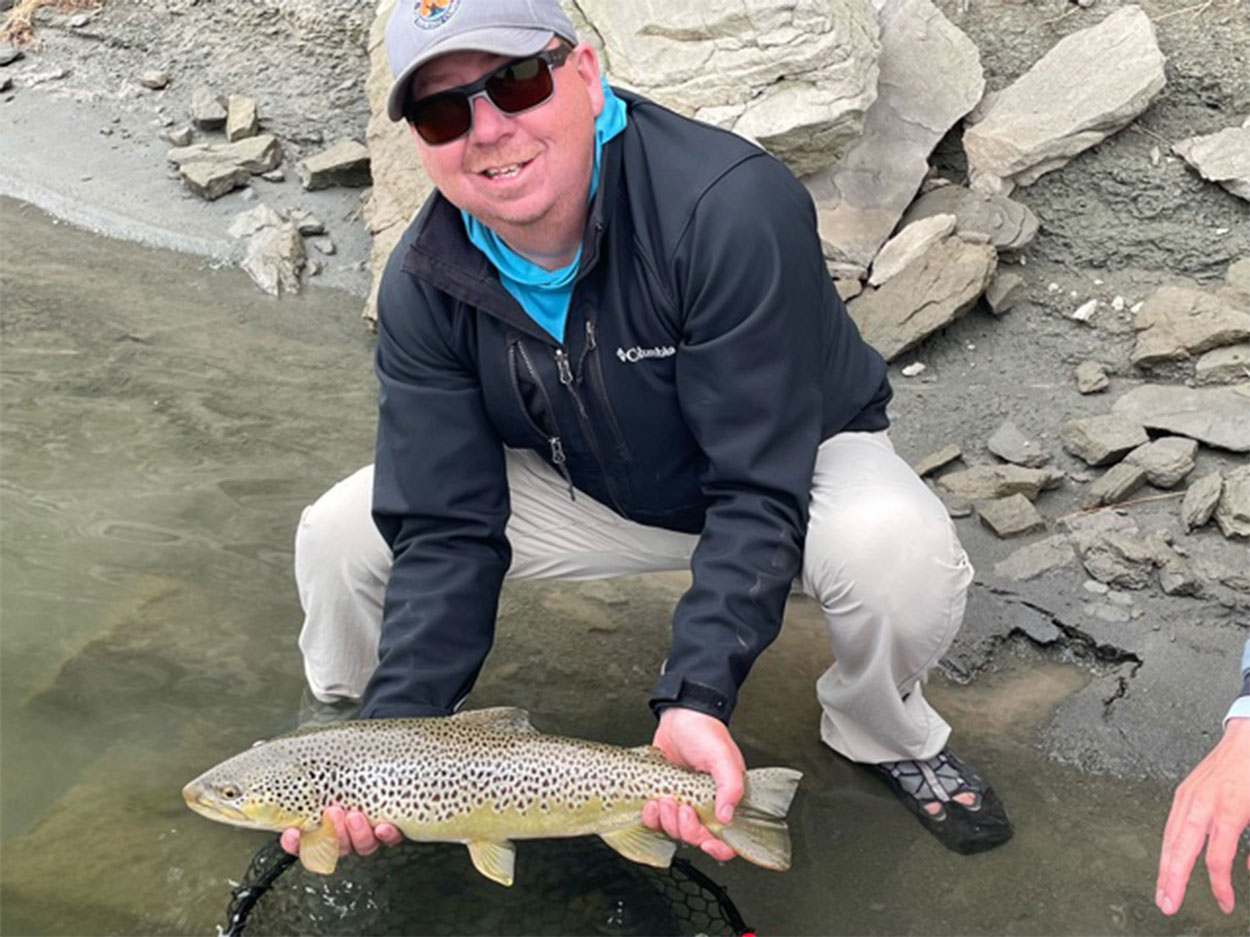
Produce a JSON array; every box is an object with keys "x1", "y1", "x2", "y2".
[{"x1": 219, "y1": 784, "x2": 242, "y2": 800}]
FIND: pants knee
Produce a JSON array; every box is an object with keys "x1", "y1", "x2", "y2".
[
  {"x1": 294, "y1": 467, "x2": 389, "y2": 596},
  {"x1": 804, "y1": 487, "x2": 972, "y2": 624}
]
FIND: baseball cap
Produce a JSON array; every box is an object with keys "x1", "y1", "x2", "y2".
[{"x1": 384, "y1": 0, "x2": 579, "y2": 122}]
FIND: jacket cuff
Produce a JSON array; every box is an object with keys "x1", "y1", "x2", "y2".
[{"x1": 650, "y1": 671, "x2": 735, "y2": 724}]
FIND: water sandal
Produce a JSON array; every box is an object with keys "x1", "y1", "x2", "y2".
[{"x1": 867, "y1": 748, "x2": 1013, "y2": 855}]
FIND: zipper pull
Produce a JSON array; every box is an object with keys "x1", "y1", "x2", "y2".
[
  {"x1": 585, "y1": 320, "x2": 597, "y2": 350},
  {"x1": 548, "y1": 436, "x2": 576, "y2": 501},
  {"x1": 554, "y1": 349, "x2": 574, "y2": 386}
]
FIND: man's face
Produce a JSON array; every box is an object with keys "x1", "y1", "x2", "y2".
[{"x1": 408, "y1": 41, "x2": 604, "y2": 243}]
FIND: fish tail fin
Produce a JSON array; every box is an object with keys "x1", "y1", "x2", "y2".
[{"x1": 717, "y1": 767, "x2": 802, "y2": 872}]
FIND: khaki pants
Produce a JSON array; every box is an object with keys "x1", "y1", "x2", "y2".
[{"x1": 295, "y1": 431, "x2": 973, "y2": 763}]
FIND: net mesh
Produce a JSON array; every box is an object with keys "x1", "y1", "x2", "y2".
[{"x1": 224, "y1": 836, "x2": 751, "y2": 937}]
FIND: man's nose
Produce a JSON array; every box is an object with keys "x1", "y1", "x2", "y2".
[{"x1": 468, "y1": 93, "x2": 511, "y2": 143}]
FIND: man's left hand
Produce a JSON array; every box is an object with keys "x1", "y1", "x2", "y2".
[{"x1": 643, "y1": 706, "x2": 743, "y2": 862}]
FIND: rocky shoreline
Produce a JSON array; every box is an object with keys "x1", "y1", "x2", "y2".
[{"x1": 2, "y1": 0, "x2": 1249, "y2": 783}]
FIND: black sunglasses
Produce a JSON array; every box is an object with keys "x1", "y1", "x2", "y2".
[{"x1": 403, "y1": 44, "x2": 573, "y2": 145}]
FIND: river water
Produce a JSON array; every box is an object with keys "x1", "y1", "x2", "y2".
[{"x1": 1, "y1": 197, "x2": 1244, "y2": 935}]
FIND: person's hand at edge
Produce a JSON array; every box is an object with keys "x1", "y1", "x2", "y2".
[
  {"x1": 643, "y1": 706, "x2": 744, "y2": 862},
  {"x1": 1156, "y1": 717, "x2": 1250, "y2": 915},
  {"x1": 280, "y1": 804, "x2": 403, "y2": 858}
]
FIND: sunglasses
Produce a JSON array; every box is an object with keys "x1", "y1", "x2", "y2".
[{"x1": 403, "y1": 45, "x2": 573, "y2": 145}]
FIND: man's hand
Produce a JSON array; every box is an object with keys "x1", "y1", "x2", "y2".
[
  {"x1": 643, "y1": 707, "x2": 744, "y2": 862},
  {"x1": 281, "y1": 804, "x2": 404, "y2": 859},
  {"x1": 1156, "y1": 718, "x2": 1250, "y2": 915}
]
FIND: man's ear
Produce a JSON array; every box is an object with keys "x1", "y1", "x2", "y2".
[{"x1": 572, "y1": 42, "x2": 605, "y2": 117}]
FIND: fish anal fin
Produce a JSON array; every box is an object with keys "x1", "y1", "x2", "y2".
[
  {"x1": 600, "y1": 824, "x2": 677, "y2": 868},
  {"x1": 467, "y1": 839, "x2": 517, "y2": 886},
  {"x1": 299, "y1": 812, "x2": 340, "y2": 875},
  {"x1": 451, "y1": 707, "x2": 536, "y2": 734}
]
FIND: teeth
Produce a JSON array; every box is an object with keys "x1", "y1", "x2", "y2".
[{"x1": 484, "y1": 163, "x2": 522, "y2": 178}]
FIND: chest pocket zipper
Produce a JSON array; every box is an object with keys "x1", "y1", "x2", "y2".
[
  {"x1": 508, "y1": 337, "x2": 576, "y2": 500},
  {"x1": 579, "y1": 320, "x2": 631, "y2": 463}
]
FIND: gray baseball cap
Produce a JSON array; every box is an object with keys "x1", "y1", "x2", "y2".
[{"x1": 384, "y1": 0, "x2": 578, "y2": 122}]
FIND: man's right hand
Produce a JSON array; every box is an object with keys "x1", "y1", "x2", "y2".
[{"x1": 281, "y1": 804, "x2": 403, "y2": 859}]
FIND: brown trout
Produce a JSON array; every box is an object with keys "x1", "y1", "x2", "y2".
[{"x1": 182, "y1": 707, "x2": 802, "y2": 886}]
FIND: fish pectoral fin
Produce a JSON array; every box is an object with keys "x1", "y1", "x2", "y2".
[
  {"x1": 467, "y1": 839, "x2": 516, "y2": 887},
  {"x1": 299, "y1": 813, "x2": 340, "y2": 875},
  {"x1": 600, "y1": 824, "x2": 677, "y2": 869}
]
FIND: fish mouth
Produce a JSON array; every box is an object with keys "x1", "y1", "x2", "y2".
[{"x1": 182, "y1": 782, "x2": 253, "y2": 825}]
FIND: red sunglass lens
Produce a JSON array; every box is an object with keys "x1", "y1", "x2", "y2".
[
  {"x1": 412, "y1": 93, "x2": 472, "y2": 144},
  {"x1": 485, "y1": 57, "x2": 553, "y2": 113}
]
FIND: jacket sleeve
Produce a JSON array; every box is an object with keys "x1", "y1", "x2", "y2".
[
  {"x1": 649, "y1": 154, "x2": 831, "y2": 723},
  {"x1": 359, "y1": 249, "x2": 512, "y2": 718}
]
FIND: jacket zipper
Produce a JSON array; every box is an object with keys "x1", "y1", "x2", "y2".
[
  {"x1": 554, "y1": 344, "x2": 626, "y2": 514},
  {"x1": 509, "y1": 340, "x2": 576, "y2": 500},
  {"x1": 580, "y1": 320, "x2": 631, "y2": 462}
]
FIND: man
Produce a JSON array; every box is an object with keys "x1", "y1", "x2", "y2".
[
  {"x1": 283, "y1": 0, "x2": 1013, "y2": 863},
  {"x1": 1156, "y1": 638, "x2": 1250, "y2": 916}
]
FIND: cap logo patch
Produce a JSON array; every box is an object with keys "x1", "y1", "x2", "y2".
[{"x1": 415, "y1": 0, "x2": 460, "y2": 29}]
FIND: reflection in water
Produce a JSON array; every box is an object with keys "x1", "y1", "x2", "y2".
[{"x1": 1, "y1": 198, "x2": 1245, "y2": 935}]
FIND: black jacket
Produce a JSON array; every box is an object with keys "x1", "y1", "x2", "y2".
[{"x1": 361, "y1": 90, "x2": 890, "y2": 722}]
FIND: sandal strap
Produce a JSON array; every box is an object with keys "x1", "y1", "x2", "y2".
[{"x1": 876, "y1": 749, "x2": 986, "y2": 805}]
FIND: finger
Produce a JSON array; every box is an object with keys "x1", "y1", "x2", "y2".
[
  {"x1": 1204, "y1": 821, "x2": 1240, "y2": 914},
  {"x1": 641, "y1": 800, "x2": 662, "y2": 830},
  {"x1": 710, "y1": 754, "x2": 745, "y2": 825},
  {"x1": 280, "y1": 828, "x2": 300, "y2": 856},
  {"x1": 658, "y1": 798, "x2": 681, "y2": 840},
  {"x1": 677, "y1": 803, "x2": 707, "y2": 846},
  {"x1": 1156, "y1": 805, "x2": 1206, "y2": 914},
  {"x1": 701, "y1": 838, "x2": 737, "y2": 862},
  {"x1": 324, "y1": 804, "x2": 351, "y2": 856},
  {"x1": 347, "y1": 811, "x2": 378, "y2": 857},
  {"x1": 376, "y1": 822, "x2": 403, "y2": 847}
]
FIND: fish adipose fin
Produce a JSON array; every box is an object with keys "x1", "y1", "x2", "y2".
[
  {"x1": 450, "y1": 707, "x2": 537, "y2": 734},
  {"x1": 717, "y1": 767, "x2": 803, "y2": 872},
  {"x1": 299, "y1": 812, "x2": 341, "y2": 875},
  {"x1": 600, "y1": 824, "x2": 678, "y2": 868},
  {"x1": 467, "y1": 839, "x2": 517, "y2": 886}
]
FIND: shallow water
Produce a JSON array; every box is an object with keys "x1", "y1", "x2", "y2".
[{"x1": 1, "y1": 197, "x2": 1245, "y2": 935}]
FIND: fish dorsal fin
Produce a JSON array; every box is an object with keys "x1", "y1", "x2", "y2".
[
  {"x1": 467, "y1": 839, "x2": 517, "y2": 887},
  {"x1": 600, "y1": 824, "x2": 677, "y2": 869},
  {"x1": 299, "y1": 812, "x2": 340, "y2": 875},
  {"x1": 451, "y1": 707, "x2": 536, "y2": 734}
]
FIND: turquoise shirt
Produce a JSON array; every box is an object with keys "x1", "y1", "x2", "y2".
[{"x1": 463, "y1": 78, "x2": 628, "y2": 343}]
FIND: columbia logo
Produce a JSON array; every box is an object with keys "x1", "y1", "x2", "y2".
[{"x1": 616, "y1": 345, "x2": 676, "y2": 363}]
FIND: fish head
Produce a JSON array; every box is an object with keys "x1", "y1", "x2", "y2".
[{"x1": 182, "y1": 738, "x2": 324, "y2": 833}]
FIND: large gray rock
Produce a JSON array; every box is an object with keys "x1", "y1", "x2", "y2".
[
  {"x1": 1080, "y1": 461, "x2": 1147, "y2": 509},
  {"x1": 583, "y1": 0, "x2": 880, "y2": 178},
  {"x1": 868, "y1": 214, "x2": 956, "y2": 286},
  {"x1": 847, "y1": 235, "x2": 997, "y2": 361},
  {"x1": 241, "y1": 222, "x2": 305, "y2": 297},
  {"x1": 936, "y1": 463, "x2": 1062, "y2": 502},
  {"x1": 1131, "y1": 285, "x2": 1250, "y2": 369},
  {"x1": 1069, "y1": 526, "x2": 1170, "y2": 591},
  {"x1": 189, "y1": 84, "x2": 227, "y2": 130},
  {"x1": 987, "y1": 419, "x2": 1050, "y2": 468},
  {"x1": 226, "y1": 95, "x2": 259, "y2": 142},
  {"x1": 993, "y1": 535, "x2": 1076, "y2": 581},
  {"x1": 1181, "y1": 471, "x2": 1223, "y2": 532},
  {"x1": 1215, "y1": 466, "x2": 1250, "y2": 539},
  {"x1": 962, "y1": 5, "x2": 1166, "y2": 195},
  {"x1": 1195, "y1": 344, "x2": 1250, "y2": 385},
  {"x1": 1123, "y1": 436, "x2": 1198, "y2": 489},
  {"x1": 977, "y1": 493, "x2": 1046, "y2": 538},
  {"x1": 898, "y1": 185, "x2": 1039, "y2": 251},
  {"x1": 805, "y1": 0, "x2": 982, "y2": 268},
  {"x1": 1173, "y1": 121, "x2": 1250, "y2": 203},
  {"x1": 299, "y1": 139, "x2": 372, "y2": 190},
  {"x1": 1060, "y1": 414, "x2": 1149, "y2": 466},
  {"x1": 1111, "y1": 384, "x2": 1250, "y2": 453},
  {"x1": 364, "y1": 0, "x2": 434, "y2": 326},
  {"x1": 167, "y1": 134, "x2": 284, "y2": 174}
]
